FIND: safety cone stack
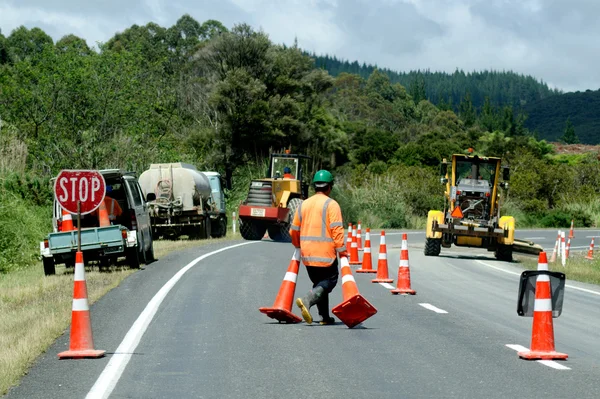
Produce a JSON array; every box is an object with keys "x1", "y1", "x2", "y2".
[
  {"x1": 585, "y1": 238, "x2": 595, "y2": 260},
  {"x1": 357, "y1": 222, "x2": 363, "y2": 251},
  {"x1": 61, "y1": 209, "x2": 75, "y2": 231},
  {"x1": 349, "y1": 226, "x2": 361, "y2": 265},
  {"x1": 566, "y1": 238, "x2": 571, "y2": 259},
  {"x1": 372, "y1": 231, "x2": 393, "y2": 283},
  {"x1": 518, "y1": 252, "x2": 568, "y2": 360},
  {"x1": 550, "y1": 230, "x2": 560, "y2": 263},
  {"x1": 391, "y1": 233, "x2": 416, "y2": 295},
  {"x1": 357, "y1": 228, "x2": 376, "y2": 274},
  {"x1": 568, "y1": 219, "x2": 575, "y2": 239},
  {"x1": 259, "y1": 249, "x2": 303, "y2": 323},
  {"x1": 97, "y1": 201, "x2": 111, "y2": 227},
  {"x1": 332, "y1": 257, "x2": 378, "y2": 328},
  {"x1": 58, "y1": 251, "x2": 105, "y2": 359}
]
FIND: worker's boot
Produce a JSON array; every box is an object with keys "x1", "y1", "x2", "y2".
[
  {"x1": 296, "y1": 286, "x2": 325, "y2": 324},
  {"x1": 316, "y1": 294, "x2": 335, "y2": 325}
]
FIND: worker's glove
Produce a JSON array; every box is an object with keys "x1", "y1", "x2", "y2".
[{"x1": 338, "y1": 251, "x2": 348, "y2": 259}]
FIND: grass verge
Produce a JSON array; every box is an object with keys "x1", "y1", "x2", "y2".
[
  {"x1": 0, "y1": 232, "x2": 241, "y2": 396},
  {"x1": 517, "y1": 251, "x2": 600, "y2": 286}
]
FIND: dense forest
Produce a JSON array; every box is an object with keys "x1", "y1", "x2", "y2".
[{"x1": 1, "y1": 15, "x2": 600, "y2": 273}]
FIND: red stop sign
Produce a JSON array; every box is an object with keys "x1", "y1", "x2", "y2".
[{"x1": 54, "y1": 170, "x2": 106, "y2": 215}]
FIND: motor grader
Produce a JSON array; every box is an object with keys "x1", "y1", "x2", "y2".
[
  {"x1": 425, "y1": 151, "x2": 542, "y2": 261},
  {"x1": 238, "y1": 152, "x2": 311, "y2": 242}
]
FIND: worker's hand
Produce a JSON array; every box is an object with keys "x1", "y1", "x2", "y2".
[{"x1": 338, "y1": 251, "x2": 348, "y2": 258}]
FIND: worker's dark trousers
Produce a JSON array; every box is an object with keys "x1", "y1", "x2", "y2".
[{"x1": 305, "y1": 259, "x2": 339, "y2": 317}]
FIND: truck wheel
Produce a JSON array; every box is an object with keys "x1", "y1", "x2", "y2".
[
  {"x1": 127, "y1": 247, "x2": 140, "y2": 269},
  {"x1": 43, "y1": 257, "x2": 56, "y2": 276},
  {"x1": 268, "y1": 225, "x2": 291, "y2": 242},
  {"x1": 424, "y1": 238, "x2": 441, "y2": 256},
  {"x1": 240, "y1": 219, "x2": 266, "y2": 240},
  {"x1": 495, "y1": 244, "x2": 513, "y2": 262},
  {"x1": 211, "y1": 216, "x2": 227, "y2": 238},
  {"x1": 145, "y1": 235, "x2": 155, "y2": 263}
]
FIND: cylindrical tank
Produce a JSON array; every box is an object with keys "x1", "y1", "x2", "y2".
[{"x1": 139, "y1": 163, "x2": 212, "y2": 210}]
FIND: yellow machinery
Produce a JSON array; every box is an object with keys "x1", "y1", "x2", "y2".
[{"x1": 425, "y1": 151, "x2": 542, "y2": 261}]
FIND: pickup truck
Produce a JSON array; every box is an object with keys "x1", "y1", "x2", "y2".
[{"x1": 40, "y1": 169, "x2": 155, "y2": 275}]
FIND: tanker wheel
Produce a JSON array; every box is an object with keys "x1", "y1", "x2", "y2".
[
  {"x1": 424, "y1": 237, "x2": 441, "y2": 256},
  {"x1": 495, "y1": 244, "x2": 513, "y2": 262},
  {"x1": 268, "y1": 225, "x2": 291, "y2": 242},
  {"x1": 239, "y1": 219, "x2": 267, "y2": 240},
  {"x1": 211, "y1": 216, "x2": 227, "y2": 238}
]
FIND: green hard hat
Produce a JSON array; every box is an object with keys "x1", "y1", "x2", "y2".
[{"x1": 312, "y1": 170, "x2": 334, "y2": 186}]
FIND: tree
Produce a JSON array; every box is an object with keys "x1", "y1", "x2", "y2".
[
  {"x1": 458, "y1": 92, "x2": 476, "y2": 127},
  {"x1": 561, "y1": 118, "x2": 579, "y2": 144}
]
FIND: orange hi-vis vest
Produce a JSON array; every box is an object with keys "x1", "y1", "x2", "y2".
[{"x1": 290, "y1": 193, "x2": 346, "y2": 267}]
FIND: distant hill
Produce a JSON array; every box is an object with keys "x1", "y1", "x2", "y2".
[
  {"x1": 311, "y1": 53, "x2": 561, "y2": 110},
  {"x1": 523, "y1": 90, "x2": 600, "y2": 144}
]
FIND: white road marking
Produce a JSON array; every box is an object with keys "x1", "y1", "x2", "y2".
[
  {"x1": 505, "y1": 345, "x2": 571, "y2": 370},
  {"x1": 419, "y1": 303, "x2": 448, "y2": 314},
  {"x1": 475, "y1": 260, "x2": 600, "y2": 297},
  {"x1": 86, "y1": 241, "x2": 259, "y2": 399},
  {"x1": 523, "y1": 237, "x2": 545, "y2": 240},
  {"x1": 379, "y1": 282, "x2": 395, "y2": 290},
  {"x1": 585, "y1": 235, "x2": 600, "y2": 238}
]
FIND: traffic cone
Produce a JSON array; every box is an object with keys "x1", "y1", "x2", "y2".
[
  {"x1": 566, "y1": 238, "x2": 571, "y2": 259},
  {"x1": 259, "y1": 249, "x2": 303, "y2": 323},
  {"x1": 550, "y1": 230, "x2": 560, "y2": 263},
  {"x1": 332, "y1": 257, "x2": 378, "y2": 328},
  {"x1": 518, "y1": 252, "x2": 568, "y2": 360},
  {"x1": 349, "y1": 226, "x2": 361, "y2": 265},
  {"x1": 391, "y1": 233, "x2": 416, "y2": 295},
  {"x1": 568, "y1": 219, "x2": 574, "y2": 239},
  {"x1": 61, "y1": 209, "x2": 75, "y2": 231},
  {"x1": 346, "y1": 223, "x2": 353, "y2": 250},
  {"x1": 58, "y1": 251, "x2": 105, "y2": 359},
  {"x1": 585, "y1": 238, "x2": 595, "y2": 260},
  {"x1": 357, "y1": 228, "x2": 376, "y2": 274},
  {"x1": 560, "y1": 232, "x2": 566, "y2": 267},
  {"x1": 97, "y1": 200, "x2": 110, "y2": 227},
  {"x1": 372, "y1": 231, "x2": 393, "y2": 283},
  {"x1": 357, "y1": 222, "x2": 363, "y2": 251}
]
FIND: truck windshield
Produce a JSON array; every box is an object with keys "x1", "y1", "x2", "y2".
[
  {"x1": 271, "y1": 157, "x2": 298, "y2": 179},
  {"x1": 455, "y1": 160, "x2": 497, "y2": 185},
  {"x1": 208, "y1": 176, "x2": 220, "y2": 192}
]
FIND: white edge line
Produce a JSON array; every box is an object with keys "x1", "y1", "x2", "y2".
[
  {"x1": 379, "y1": 282, "x2": 395, "y2": 290},
  {"x1": 419, "y1": 303, "x2": 448, "y2": 314},
  {"x1": 505, "y1": 344, "x2": 571, "y2": 370},
  {"x1": 474, "y1": 260, "x2": 600, "y2": 297},
  {"x1": 86, "y1": 241, "x2": 259, "y2": 399}
]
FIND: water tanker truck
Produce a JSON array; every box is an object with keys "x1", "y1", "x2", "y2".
[{"x1": 138, "y1": 163, "x2": 227, "y2": 240}]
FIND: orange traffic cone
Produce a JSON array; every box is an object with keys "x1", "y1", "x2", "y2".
[
  {"x1": 259, "y1": 249, "x2": 303, "y2": 323},
  {"x1": 391, "y1": 233, "x2": 416, "y2": 295},
  {"x1": 357, "y1": 228, "x2": 376, "y2": 274},
  {"x1": 357, "y1": 222, "x2": 363, "y2": 251},
  {"x1": 58, "y1": 251, "x2": 105, "y2": 359},
  {"x1": 566, "y1": 238, "x2": 571, "y2": 259},
  {"x1": 61, "y1": 209, "x2": 75, "y2": 231},
  {"x1": 97, "y1": 200, "x2": 110, "y2": 227},
  {"x1": 372, "y1": 231, "x2": 393, "y2": 283},
  {"x1": 568, "y1": 219, "x2": 574, "y2": 239},
  {"x1": 346, "y1": 223, "x2": 353, "y2": 250},
  {"x1": 332, "y1": 257, "x2": 377, "y2": 328},
  {"x1": 349, "y1": 226, "x2": 361, "y2": 265},
  {"x1": 518, "y1": 252, "x2": 568, "y2": 360},
  {"x1": 550, "y1": 230, "x2": 560, "y2": 263},
  {"x1": 585, "y1": 238, "x2": 595, "y2": 260}
]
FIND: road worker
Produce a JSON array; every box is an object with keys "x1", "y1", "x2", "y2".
[
  {"x1": 291, "y1": 170, "x2": 346, "y2": 325},
  {"x1": 283, "y1": 167, "x2": 295, "y2": 179},
  {"x1": 92, "y1": 186, "x2": 123, "y2": 225}
]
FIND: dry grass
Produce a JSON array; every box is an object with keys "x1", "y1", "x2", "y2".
[{"x1": 0, "y1": 232, "x2": 240, "y2": 396}]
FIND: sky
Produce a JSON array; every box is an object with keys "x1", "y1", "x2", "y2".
[{"x1": 1, "y1": 0, "x2": 599, "y2": 92}]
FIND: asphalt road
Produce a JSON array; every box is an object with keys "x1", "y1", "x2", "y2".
[{"x1": 5, "y1": 229, "x2": 600, "y2": 399}]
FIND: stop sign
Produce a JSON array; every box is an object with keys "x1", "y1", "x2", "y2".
[{"x1": 54, "y1": 170, "x2": 106, "y2": 215}]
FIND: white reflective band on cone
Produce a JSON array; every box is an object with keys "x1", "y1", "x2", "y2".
[
  {"x1": 537, "y1": 274, "x2": 550, "y2": 282},
  {"x1": 534, "y1": 298, "x2": 552, "y2": 312},
  {"x1": 401, "y1": 241, "x2": 408, "y2": 250},
  {"x1": 72, "y1": 298, "x2": 89, "y2": 311},
  {"x1": 400, "y1": 259, "x2": 409, "y2": 267},
  {"x1": 365, "y1": 248, "x2": 371, "y2": 253},
  {"x1": 340, "y1": 257, "x2": 350, "y2": 267},
  {"x1": 366, "y1": 233, "x2": 370, "y2": 240},
  {"x1": 64, "y1": 214, "x2": 72, "y2": 220},
  {"x1": 381, "y1": 236, "x2": 386, "y2": 244},
  {"x1": 538, "y1": 262, "x2": 549, "y2": 272},
  {"x1": 292, "y1": 249, "x2": 300, "y2": 261},
  {"x1": 342, "y1": 275, "x2": 355, "y2": 284},
  {"x1": 379, "y1": 253, "x2": 387, "y2": 259},
  {"x1": 351, "y1": 242, "x2": 357, "y2": 248},
  {"x1": 283, "y1": 272, "x2": 298, "y2": 283},
  {"x1": 74, "y1": 263, "x2": 85, "y2": 281}
]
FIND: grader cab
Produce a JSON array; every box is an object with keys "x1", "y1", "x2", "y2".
[
  {"x1": 238, "y1": 152, "x2": 311, "y2": 242},
  {"x1": 425, "y1": 151, "x2": 542, "y2": 261}
]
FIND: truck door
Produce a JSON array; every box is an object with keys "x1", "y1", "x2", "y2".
[{"x1": 124, "y1": 177, "x2": 151, "y2": 251}]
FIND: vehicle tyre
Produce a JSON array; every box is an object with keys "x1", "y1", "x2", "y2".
[
  {"x1": 126, "y1": 247, "x2": 140, "y2": 269},
  {"x1": 239, "y1": 219, "x2": 267, "y2": 240},
  {"x1": 495, "y1": 244, "x2": 513, "y2": 262},
  {"x1": 246, "y1": 199, "x2": 272, "y2": 206},
  {"x1": 145, "y1": 234, "x2": 155, "y2": 263},
  {"x1": 187, "y1": 226, "x2": 202, "y2": 240},
  {"x1": 248, "y1": 192, "x2": 272, "y2": 199},
  {"x1": 424, "y1": 237, "x2": 441, "y2": 256},
  {"x1": 211, "y1": 216, "x2": 227, "y2": 238},
  {"x1": 138, "y1": 235, "x2": 148, "y2": 265},
  {"x1": 268, "y1": 225, "x2": 291, "y2": 242},
  {"x1": 204, "y1": 219, "x2": 212, "y2": 239},
  {"x1": 43, "y1": 257, "x2": 56, "y2": 276}
]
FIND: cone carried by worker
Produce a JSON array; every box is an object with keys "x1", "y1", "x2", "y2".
[
  {"x1": 372, "y1": 231, "x2": 393, "y2": 283},
  {"x1": 518, "y1": 251, "x2": 568, "y2": 360},
  {"x1": 585, "y1": 238, "x2": 595, "y2": 260},
  {"x1": 550, "y1": 230, "x2": 560, "y2": 263},
  {"x1": 349, "y1": 226, "x2": 361, "y2": 265},
  {"x1": 357, "y1": 228, "x2": 376, "y2": 274},
  {"x1": 58, "y1": 251, "x2": 105, "y2": 359},
  {"x1": 61, "y1": 209, "x2": 75, "y2": 232},
  {"x1": 391, "y1": 233, "x2": 416, "y2": 295},
  {"x1": 568, "y1": 219, "x2": 574, "y2": 239},
  {"x1": 357, "y1": 221, "x2": 363, "y2": 251},
  {"x1": 332, "y1": 256, "x2": 378, "y2": 328},
  {"x1": 259, "y1": 249, "x2": 303, "y2": 323}
]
